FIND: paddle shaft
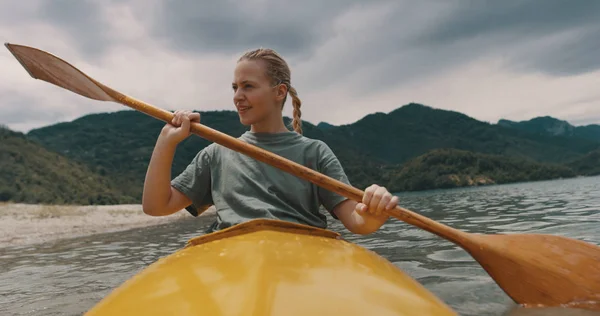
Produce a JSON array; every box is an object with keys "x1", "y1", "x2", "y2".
[{"x1": 101, "y1": 83, "x2": 470, "y2": 245}]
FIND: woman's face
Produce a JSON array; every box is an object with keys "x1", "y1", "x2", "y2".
[{"x1": 232, "y1": 59, "x2": 286, "y2": 126}]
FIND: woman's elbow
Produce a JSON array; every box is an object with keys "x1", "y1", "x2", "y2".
[
  {"x1": 142, "y1": 204, "x2": 158, "y2": 216},
  {"x1": 142, "y1": 200, "x2": 166, "y2": 216}
]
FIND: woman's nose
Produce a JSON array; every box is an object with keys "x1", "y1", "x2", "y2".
[{"x1": 233, "y1": 89, "x2": 244, "y2": 103}]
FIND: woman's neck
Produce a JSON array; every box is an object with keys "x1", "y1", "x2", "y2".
[{"x1": 250, "y1": 115, "x2": 290, "y2": 133}]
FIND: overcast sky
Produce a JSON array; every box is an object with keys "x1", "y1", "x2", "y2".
[{"x1": 2, "y1": 0, "x2": 600, "y2": 132}]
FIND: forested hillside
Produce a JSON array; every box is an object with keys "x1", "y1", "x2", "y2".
[{"x1": 2, "y1": 103, "x2": 597, "y2": 204}]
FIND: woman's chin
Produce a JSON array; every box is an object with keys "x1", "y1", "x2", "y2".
[{"x1": 238, "y1": 116, "x2": 255, "y2": 126}]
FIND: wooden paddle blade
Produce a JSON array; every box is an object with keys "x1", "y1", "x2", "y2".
[
  {"x1": 466, "y1": 233, "x2": 600, "y2": 310},
  {"x1": 4, "y1": 43, "x2": 115, "y2": 102}
]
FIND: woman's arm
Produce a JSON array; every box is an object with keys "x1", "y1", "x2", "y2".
[
  {"x1": 142, "y1": 110, "x2": 199, "y2": 216},
  {"x1": 332, "y1": 184, "x2": 398, "y2": 235}
]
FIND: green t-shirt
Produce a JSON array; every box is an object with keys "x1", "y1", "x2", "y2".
[{"x1": 171, "y1": 130, "x2": 351, "y2": 232}]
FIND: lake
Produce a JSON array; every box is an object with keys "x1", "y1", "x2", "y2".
[{"x1": 1, "y1": 176, "x2": 599, "y2": 315}]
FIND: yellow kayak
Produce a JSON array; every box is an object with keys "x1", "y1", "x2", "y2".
[{"x1": 85, "y1": 219, "x2": 457, "y2": 315}]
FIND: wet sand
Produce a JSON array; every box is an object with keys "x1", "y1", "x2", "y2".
[{"x1": 0, "y1": 202, "x2": 215, "y2": 248}]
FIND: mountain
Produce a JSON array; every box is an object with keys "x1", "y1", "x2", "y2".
[
  {"x1": 26, "y1": 110, "x2": 247, "y2": 199},
  {"x1": 498, "y1": 116, "x2": 575, "y2": 136},
  {"x1": 0, "y1": 126, "x2": 133, "y2": 204},
  {"x1": 316, "y1": 122, "x2": 336, "y2": 130},
  {"x1": 325, "y1": 103, "x2": 599, "y2": 164},
  {"x1": 386, "y1": 148, "x2": 575, "y2": 192},
  {"x1": 19, "y1": 103, "x2": 599, "y2": 205},
  {"x1": 498, "y1": 116, "x2": 600, "y2": 142},
  {"x1": 567, "y1": 149, "x2": 600, "y2": 176},
  {"x1": 24, "y1": 110, "x2": 381, "y2": 198}
]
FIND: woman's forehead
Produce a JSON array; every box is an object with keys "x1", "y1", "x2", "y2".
[{"x1": 233, "y1": 60, "x2": 268, "y2": 83}]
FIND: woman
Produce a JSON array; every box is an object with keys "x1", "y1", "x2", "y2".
[{"x1": 142, "y1": 48, "x2": 399, "y2": 235}]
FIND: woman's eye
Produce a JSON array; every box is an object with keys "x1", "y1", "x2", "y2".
[{"x1": 232, "y1": 84, "x2": 253, "y2": 91}]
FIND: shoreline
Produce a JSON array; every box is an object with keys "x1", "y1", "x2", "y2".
[{"x1": 0, "y1": 202, "x2": 215, "y2": 248}]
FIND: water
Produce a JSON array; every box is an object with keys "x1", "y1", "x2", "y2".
[{"x1": 1, "y1": 176, "x2": 599, "y2": 315}]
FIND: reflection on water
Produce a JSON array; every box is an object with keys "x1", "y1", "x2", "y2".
[{"x1": 1, "y1": 176, "x2": 599, "y2": 316}]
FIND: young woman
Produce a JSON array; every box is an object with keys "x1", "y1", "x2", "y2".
[{"x1": 142, "y1": 48, "x2": 399, "y2": 235}]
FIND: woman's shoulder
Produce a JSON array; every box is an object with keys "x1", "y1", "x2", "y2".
[
  {"x1": 294, "y1": 136, "x2": 340, "y2": 165},
  {"x1": 298, "y1": 135, "x2": 333, "y2": 151},
  {"x1": 190, "y1": 143, "x2": 219, "y2": 161}
]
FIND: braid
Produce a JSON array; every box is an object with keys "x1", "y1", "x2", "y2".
[
  {"x1": 238, "y1": 48, "x2": 304, "y2": 134},
  {"x1": 288, "y1": 86, "x2": 303, "y2": 134}
]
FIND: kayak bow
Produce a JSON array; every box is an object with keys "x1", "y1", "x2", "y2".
[{"x1": 85, "y1": 219, "x2": 457, "y2": 316}]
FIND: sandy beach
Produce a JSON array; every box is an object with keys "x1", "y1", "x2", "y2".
[{"x1": 0, "y1": 202, "x2": 215, "y2": 248}]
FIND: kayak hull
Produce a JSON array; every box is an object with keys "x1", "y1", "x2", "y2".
[{"x1": 85, "y1": 219, "x2": 457, "y2": 315}]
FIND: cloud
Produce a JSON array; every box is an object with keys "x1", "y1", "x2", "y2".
[
  {"x1": 38, "y1": 0, "x2": 112, "y2": 57},
  {"x1": 379, "y1": 56, "x2": 600, "y2": 126},
  {"x1": 506, "y1": 24, "x2": 600, "y2": 76},
  {"x1": 413, "y1": 0, "x2": 600, "y2": 76},
  {"x1": 418, "y1": 1, "x2": 600, "y2": 45},
  {"x1": 2, "y1": 0, "x2": 600, "y2": 133},
  {"x1": 150, "y1": 0, "x2": 366, "y2": 58}
]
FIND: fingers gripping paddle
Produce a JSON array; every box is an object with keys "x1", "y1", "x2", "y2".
[{"x1": 5, "y1": 43, "x2": 600, "y2": 311}]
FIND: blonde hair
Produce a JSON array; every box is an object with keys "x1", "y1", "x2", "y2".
[{"x1": 238, "y1": 48, "x2": 303, "y2": 134}]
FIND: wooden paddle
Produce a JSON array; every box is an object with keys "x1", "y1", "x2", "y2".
[{"x1": 5, "y1": 43, "x2": 600, "y2": 311}]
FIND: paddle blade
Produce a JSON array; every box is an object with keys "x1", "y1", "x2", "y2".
[
  {"x1": 467, "y1": 234, "x2": 600, "y2": 310},
  {"x1": 4, "y1": 43, "x2": 115, "y2": 102}
]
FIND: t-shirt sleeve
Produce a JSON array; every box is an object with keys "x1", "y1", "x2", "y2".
[
  {"x1": 170, "y1": 148, "x2": 213, "y2": 217},
  {"x1": 316, "y1": 142, "x2": 351, "y2": 218}
]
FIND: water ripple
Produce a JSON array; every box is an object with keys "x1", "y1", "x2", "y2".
[{"x1": 1, "y1": 177, "x2": 600, "y2": 316}]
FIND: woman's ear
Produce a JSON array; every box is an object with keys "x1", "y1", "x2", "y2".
[{"x1": 275, "y1": 83, "x2": 287, "y2": 101}]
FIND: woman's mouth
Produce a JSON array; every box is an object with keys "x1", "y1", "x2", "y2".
[{"x1": 237, "y1": 106, "x2": 252, "y2": 114}]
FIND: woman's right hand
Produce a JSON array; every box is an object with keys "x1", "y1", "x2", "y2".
[{"x1": 161, "y1": 110, "x2": 201, "y2": 145}]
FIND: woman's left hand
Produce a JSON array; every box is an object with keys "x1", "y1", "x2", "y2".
[{"x1": 355, "y1": 184, "x2": 399, "y2": 218}]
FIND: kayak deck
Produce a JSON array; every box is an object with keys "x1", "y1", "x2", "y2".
[{"x1": 85, "y1": 219, "x2": 457, "y2": 315}]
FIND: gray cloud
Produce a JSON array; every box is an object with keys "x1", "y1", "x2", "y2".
[
  {"x1": 6, "y1": 0, "x2": 600, "y2": 75},
  {"x1": 3, "y1": 0, "x2": 600, "y2": 132},
  {"x1": 143, "y1": 0, "x2": 600, "y2": 97},
  {"x1": 414, "y1": 0, "x2": 600, "y2": 76},
  {"x1": 0, "y1": 94, "x2": 66, "y2": 125},
  {"x1": 0, "y1": 2, "x2": 51, "y2": 28},
  {"x1": 569, "y1": 116, "x2": 600, "y2": 126},
  {"x1": 37, "y1": 0, "x2": 112, "y2": 57},
  {"x1": 418, "y1": 0, "x2": 600, "y2": 45},
  {"x1": 9, "y1": 1, "x2": 600, "y2": 82},
  {"x1": 150, "y1": 0, "x2": 370, "y2": 58},
  {"x1": 507, "y1": 24, "x2": 600, "y2": 76},
  {"x1": 333, "y1": 0, "x2": 600, "y2": 95},
  {"x1": 0, "y1": 1, "x2": 113, "y2": 58}
]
